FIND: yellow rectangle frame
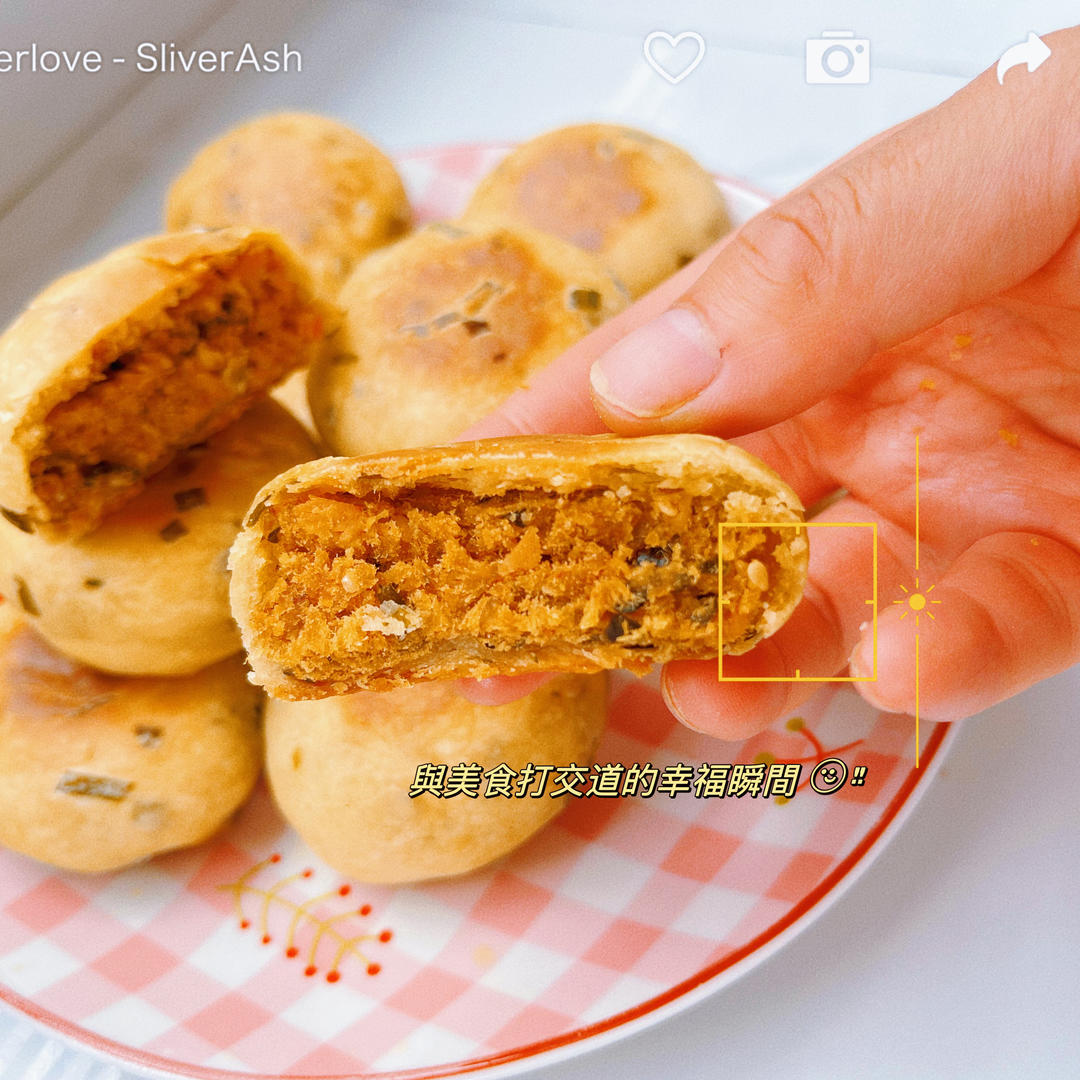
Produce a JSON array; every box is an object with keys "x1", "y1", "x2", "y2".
[{"x1": 717, "y1": 521, "x2": 877, "y2": 683}]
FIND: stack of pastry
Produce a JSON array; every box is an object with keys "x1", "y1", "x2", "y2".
[
  {"x1": 169, "y1": 114, "x2": 805, "y2": 885},
  {"x1": 0, "y1": 228, "x2": 331, "y2": 872},
  {"x1": 164, "y1": 116, "x2": 654, "y2": 883},
  {"x1": 0, "y1": 113, "x2": 807, "y2": 886}
]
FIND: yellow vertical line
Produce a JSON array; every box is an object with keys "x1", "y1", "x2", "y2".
[
  {"x1": 915, "y1": 437, "x2": 921, "y2": 571},
  {"x1": 717, "y1": 526, "x2": 724, "y2": 681},
  {"x1": 915, "y1": 634, "x2": 921, "y2": 768},
  {"x1": 872, "y1": 522, "x2": 878, "y2": 679}
]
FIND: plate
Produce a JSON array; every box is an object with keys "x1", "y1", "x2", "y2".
[{"x1": 0, "y1": 145, "x2": 953, "y2": 1079}]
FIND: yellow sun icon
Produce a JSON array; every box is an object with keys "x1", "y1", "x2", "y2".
[{"x1": 892, "y1": 579, "x2": 941, "y2": 626}]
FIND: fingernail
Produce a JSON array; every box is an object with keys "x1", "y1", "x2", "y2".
[
  {"x1": 589, "y1": 307, "x2": 721, "y2": 418},
  {"x1": 848, "y1": 642, "x2": 865, "y2": 678},
  {"x1": 660, "y1": 671, "x2": 706, "y2": 734},
  {"x1": 849, "y1": 639, "x2": 872, "y2": 680}
]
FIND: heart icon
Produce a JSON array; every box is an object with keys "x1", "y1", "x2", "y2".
[{"x1": 643, "y1": 31, "x2": 706, "y2": 85}]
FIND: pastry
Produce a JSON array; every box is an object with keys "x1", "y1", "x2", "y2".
[
  {"x1": 463, "y1": 123, "x2": 730, "y2": 297},
  {"x1": 0, "y1": 398, "x2": 317, "y2": 676},
  {"x1": 307, "y1": 222, "x2": 628, "y2": 455},
  {"x1": 229, "y1": 434, "x2": 808, "y2": 698},
  {"x1": 265, "y1": 675, "x2": 607, "y2": 883},
  {"x1": 0, "y1": 605, "x2": 262, "y2": 873},
  {"x1": 0, "y1": 228, "x2": 332, "y2": 539},
  {"x1": 165, "y1": 112, "x2": 412, "y2": 297}
]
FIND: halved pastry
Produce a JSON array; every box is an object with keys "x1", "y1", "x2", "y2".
[
  {"x1": 0, "y1": 228, "x2": 334, "y2": 538},
  {"x1": 230, "y1": 434, "x2": 808, "y2": 698}
]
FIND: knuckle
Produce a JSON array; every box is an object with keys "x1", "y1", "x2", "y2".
[
  {"x1": 997, "y1": 539, "x2": 1080, "y2": 660},
  {"x1": 730, "y1": 174, "x2": 864, "y2": 302},
  {"x1": 970, "y1": 539, "x2": 1077, "y2": 682}
]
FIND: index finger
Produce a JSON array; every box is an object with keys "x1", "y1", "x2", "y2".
[{"x1": 465, "y1": 29, "x2": 1080, "y2": 443}]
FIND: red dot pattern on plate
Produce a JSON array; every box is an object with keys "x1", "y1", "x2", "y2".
[{"x1": 217, "y1": 854, "x2": 393, "y2": 985}]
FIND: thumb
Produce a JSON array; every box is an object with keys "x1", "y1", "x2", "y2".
[{"x1": 590, "y1": 29, "x2": 1080, "y2": 436}]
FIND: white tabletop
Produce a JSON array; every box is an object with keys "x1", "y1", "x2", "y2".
[{"x1": 1, "y1": 3, "x2": 1077, "y2": 1077}]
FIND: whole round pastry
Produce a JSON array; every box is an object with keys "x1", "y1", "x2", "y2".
[
  {"x1": 0, "y1": 398, "x2": 316, "y2": 676},
  {"x1": 165, "y1": 112, "x2": 412, "y2": 297},
  {"x1": 264, "y1": 675, "x2": 608, "y2": 883},
  {"x1": 463, "y1": 123, "x2": 730, "y2": 297},
  {"x1": 307, "y1": 222, "x2": 628, "y2": 455},
  {"x1": 0, "y1": 605, "x2": 263, "y2": 873}
]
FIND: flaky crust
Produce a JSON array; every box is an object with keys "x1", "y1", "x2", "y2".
[
  {"x1": 0, "y1": 228, "x2": 331, "y2": 537},
  {"x1": 265, "y1": 675, "x2": 608, "y2": 883},
  {"x1": 229, "y1": 434, "x2": 808, "y2": 698},
  {"x1": 307, "y1": 222, "x2": 629, "y2": 455},
  {"x1": 0, "y1": 605, "x2": 263, "y2": 873},
  {"x1": 463, "y1": 123, "x2": 730, "y2": 297},
  {"x1": 0, "y1": 399, "x2": 317, "y2": 676},
  {"x1": 165, "y1": 112, "x2": 412, "y2": 296}
]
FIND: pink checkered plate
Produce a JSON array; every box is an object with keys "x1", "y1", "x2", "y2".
[{"x1": 0, "y1": 145, "x2": 954, "y2": 1079}]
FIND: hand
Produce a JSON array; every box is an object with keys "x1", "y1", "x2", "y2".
[{"x1": 459, "y1": 27, "x2": 1080, "y2": 739}]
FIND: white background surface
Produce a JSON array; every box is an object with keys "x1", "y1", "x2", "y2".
[{"x1": 0, "y1": 2, "x2": 1078, "y2": 1077}]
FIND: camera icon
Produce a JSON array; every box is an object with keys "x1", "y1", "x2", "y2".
[{"x1": 805, "y1": 30, "x2": 870, "y2": 84}]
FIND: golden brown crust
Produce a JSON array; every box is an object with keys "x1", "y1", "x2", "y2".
[
  {"x1": 463, "y1": 124, "x2": 730, "y2": 297},
  {"x1": 265, "y1": 674, "x2": 608, "y2": 883},
  {"x1": 0, "y1": 605, "x2": 263, "y2": 873},
  {"x1": 165, "y1": 112, "x2": 413, "y2": 296},
  {"x1": 0, "y1": 399, "x2": 317, "y2": 676},
  {"x1": 0, "y1": 227, "x2": 334, "y2": 538},
  {"x1": 229, "y1": 434, "x2": 808, "y2": 698},
  {"x1": 307, "y1": 222, "x2": 629, "y2": 456}
]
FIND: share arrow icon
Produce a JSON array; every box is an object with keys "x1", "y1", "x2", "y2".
[{"x1": 996, "y1": 32, "x2": 1051, "y2": 85}]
